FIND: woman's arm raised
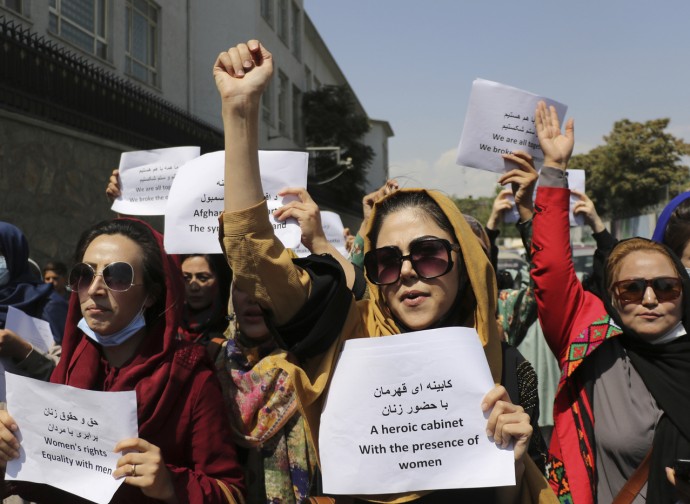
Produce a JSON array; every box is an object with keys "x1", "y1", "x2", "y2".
[{"x1": 215, "y1": 40, "x2": 273, "y2": 212}]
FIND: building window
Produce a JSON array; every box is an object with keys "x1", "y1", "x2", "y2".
[
  {"x1": 291, "y1": 2, "x2": 301, "y2": 60},
  {"x1": 292, "y1": 85, "x2": 302, "y2": 145},
  {"x1": 262, "y1": 76, "x2": 274, "y2": 127},
  {"x1": 49, "y1": 0, "x2": 108, "y2": 59},
  {"x1": 278, "y1": 71, "x2": 289, "y2": 137},
  {"x1": 1, "y1": 0, "x2": 26, "y2": 15},
  {"x1": 276, "y1": 0, "x2": 288, "y2": 44},
  {"x1": 304, "y1": 66, "x2": 312, "y2": 91},
  {"x1": 260, "y1": 0, "x2": 273, "y2": 26},
  {"x1": 125, "y1": 0, "x2": 159, "y2": 87}
]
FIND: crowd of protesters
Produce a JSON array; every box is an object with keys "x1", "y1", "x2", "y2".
[{"x1": 0, "y1": 39, "x2": 687, "y2": 504}]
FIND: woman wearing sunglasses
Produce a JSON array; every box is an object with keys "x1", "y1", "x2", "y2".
[
  {"x1": 532, "y1": 101, "x2": 690, "y2": 503},
  {"x1": 0, "y1": 218, "x2": 244, "y2": 503},
  {"x1": 213, "y1": 40, "x2": 556, "y2": 503}
]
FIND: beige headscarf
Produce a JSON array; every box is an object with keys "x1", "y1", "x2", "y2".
[{"x1": 274, "y1": 189, "x2": 556, "y2": 503}]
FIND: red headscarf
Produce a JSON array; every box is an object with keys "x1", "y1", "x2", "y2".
[{"x1": 50, "y1": 218, "x2": 207, "y2": 435}]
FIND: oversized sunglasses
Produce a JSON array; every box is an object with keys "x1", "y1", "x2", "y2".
[
  {"x1": 67, "y1": 262, "x2": 143, "y2": 294},
  {"x1": 364, "y1": 237, "x2": 461, "y2": 286},
  {"x1": 612, "y1": 277, "x2": 683, "y2": 306}
]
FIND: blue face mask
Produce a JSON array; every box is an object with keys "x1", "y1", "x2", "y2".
[
  {"x1": 0, "y1": 256, "x2": 10, "y2": 287},
  {"x1": 78, "y1": 300, "x2": 148, "y2": 347}
]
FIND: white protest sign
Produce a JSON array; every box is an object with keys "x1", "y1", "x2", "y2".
[
  {"x1": 567, "y1": 169, "x2": 586, "y2": 227},
  {"x1": 0, "y1": 307, "x2": 56, "y2": 401},
  {"x1": 319, "y1": 327, "x2": 515, "y2": 495},
  {"x1": 6, "y1": 306, "x2": 54, "y2": 353},
  {"x1": 5, "y1": 373, "x2": 138, "y2": 504},
  {"x1": 164, "y1": 150, "x2": 309, "y2": 254},
  {"x1": 111, "y1": 146, "x2": 200, "y2": 216},
  {"x1": 293, "y1": 211, "x2": 348, "y2": 258},
  {"x1": 456, "y1": 79, "x2": 567, "y2": 173}
]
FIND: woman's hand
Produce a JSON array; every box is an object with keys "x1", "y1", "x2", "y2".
[
  {"x1": 481, "y1": 385, "x2": 532, "y2": 462},
  {"x1": 113, "y1": 438, "x2": 178, "y2": 504},
  {"x1": 534, "y1": 100, "x2": 574, "y2": 171},
  {"x1": 571, "y1": 189, "x2": 606, "y2": 233},
  {"x1": 359, "y1": 179, "x2": 399, "y2": 235},
  {"x1": 105, "y1": 169, "x2": 121, "y2": 203},
  {"x1": 213, "y1": 40, "x2": 273, "y2": 108},
  {"x1": 0, "y1": 410, "x2": 20, "y2": 466},
  {"x1": 274, "y1": 187, "x2": 327, "y2": 253},
  {"x1": 666, "y1": 467, "x2": 690, "y2": 503},
  {"x1": 0, "y1": 330, "x2": 32, "y2": 361},
  {"x1": 486, "y1": 189, "x2": 514, "y2": 230},
  {"x1": 498, "y1": 150, "x2": 538, "y2": 222}
]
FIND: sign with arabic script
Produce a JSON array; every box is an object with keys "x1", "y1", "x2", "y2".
[
  {"x1": 5, "y1": 374, "x2": 138, "y2": 504},
  {"x1": 319, "y1": 327, "x2": 515, "y2": 495},
  {"x1": 456, "y1": 78, "x2": 567, "y2": 173}
]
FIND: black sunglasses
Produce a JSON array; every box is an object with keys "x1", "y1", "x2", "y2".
[
  {"x1": 364, "y1": 237, "x2": 461, "y2": 286},
  {"x1": 67, "y1": 262, "x2": 143, "y2": 294},
  {"x1": 612, "y1": 277, "x2": 683, "y2": 306}
]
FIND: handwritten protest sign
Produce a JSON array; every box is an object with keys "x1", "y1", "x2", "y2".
[
  {"x1": 293, "y1": 211, "x2": 348, "y2": 258},
  {"x1": 5, "y1": 374, "x2": 138, "y2": 504},
  {"x1": 111, "y1": 146, "x2": 200, "y2": 216},
  {"x1": 319, "y1": 327, "x2": 514, "y2": 495},
  {"x1": 164, "y1": 150, "x2": 308, "y2": 254},
  {"x1": 456, "y1": 79, "x2": 567, "y2": 173}
]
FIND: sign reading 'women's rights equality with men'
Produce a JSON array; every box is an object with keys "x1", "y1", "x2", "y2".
[
  {"x1": 456, "y1": 78, "x2": 568, "y2": 173},
  {"x1": 163, "y1": 150, "x2": 308, "y2": 254},
  {"x1": 5, "y1": 374, "x2": 137, "y2": 504},
  {"x1": 319, "y1": 328, "x2": 515, "y2": 495}
]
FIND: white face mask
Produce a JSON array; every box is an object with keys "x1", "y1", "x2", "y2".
[
  {"x1": 0, "y1": 256, "x2": 10, "y2": 287},
  {"x1": 78, "y1": 297, "x2": 149, "y2": 347}
]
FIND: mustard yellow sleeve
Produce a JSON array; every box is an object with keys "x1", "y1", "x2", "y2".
[{"x1": 220, "y1": 199, "x2": 311, "y2": 325}]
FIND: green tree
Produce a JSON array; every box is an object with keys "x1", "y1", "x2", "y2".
[
  {"x1": 569, "y1": 118, "x2": 690, "y2": 219},
  {"x1": 452, "y1": 189, "x2": 521, "y2": 239},
  {"x1": 303, "y1": 85, "x2": 374, "y2": 205}
]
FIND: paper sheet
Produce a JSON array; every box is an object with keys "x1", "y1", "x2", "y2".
[
  {"x1": 111, "y1": 146, "x2": 200, "y2": 216},
  {"x1": 163, "y1": 150, "x2": 308, "y2": 254},
  {"x1": 5, "y1": 374, "x2": 138, "y2": 504},
  {"x1": 319, "y1": 327, "x2": 515, "y2": 495},
  {"x1": 456, "y1": 78, "x2": 567, "y2": 173}
]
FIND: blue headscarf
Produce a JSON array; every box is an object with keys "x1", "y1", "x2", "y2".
[
  {"x1": 0, "y1": 222, "x2": 66, "y2": 342},
  {"x1": 651, "y1": 191, "x2": 690, "y2": 243}
]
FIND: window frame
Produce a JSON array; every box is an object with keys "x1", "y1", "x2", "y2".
[{"x1": 125, "y1": 0, "x2": 160, "y2": 88}]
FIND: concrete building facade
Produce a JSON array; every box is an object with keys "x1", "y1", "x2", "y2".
[{"x1": 0, "y1": 0, "x2": 392, "y2": 267}]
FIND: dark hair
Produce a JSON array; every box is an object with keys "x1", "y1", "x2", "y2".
[
  {"x1": 368, "y1": 191, "x2": 455, "y2": 249},
  {"x1": 73, "y1": 219, "x2": 166, "y2": 327},
  {"x1": 43, "y1": 261, "x2": 68, "y2": 276},
  {"x1": 180, "y1": 253, "x2": 232, "y2": 309},
  {"x1": 664, "y1": 199, "x2": 690, "y2": 259}
]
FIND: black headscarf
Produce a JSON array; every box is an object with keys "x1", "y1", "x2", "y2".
[
  {"x1": 0, "y1": 222, "x2": 64, "y2": 336},
  {"x1": 601, "y1": 238, "x2": 690, "y2": 502}
]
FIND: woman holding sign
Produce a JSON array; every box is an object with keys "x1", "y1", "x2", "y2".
[
  {"x1": 0, "y1": 218, "x2": 244, "y2": 503},
  {"x1": 213, "y1": 40, "x2": 556, "y2": 503},
  {"x1": 531, "y1": 101, "x2": 690, "y2": 503}
]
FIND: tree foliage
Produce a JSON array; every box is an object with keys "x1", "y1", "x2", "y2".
[
  {"x1": 452, "y1": 191, "x2": 521, "y2": 239},
  {"x1": 569, "y1": 118, "x2": 690, "y2": 219},
  {"x1": 303, "y1": 85, "x2": 374, "y2": 204}
]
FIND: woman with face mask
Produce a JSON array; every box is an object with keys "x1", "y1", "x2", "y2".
[
  {"x1": 213, "y1": 40, "x2": 557, "y2": 504},
  {"x1": 0, "y1": 218, "x2": 244, "y2": 503},
  {"x1": 531, "y1": 101, "x2": 690, "y2": 504},
  {"x1": 0, "y1": 222, "x2": 67, "y2": 381}
]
